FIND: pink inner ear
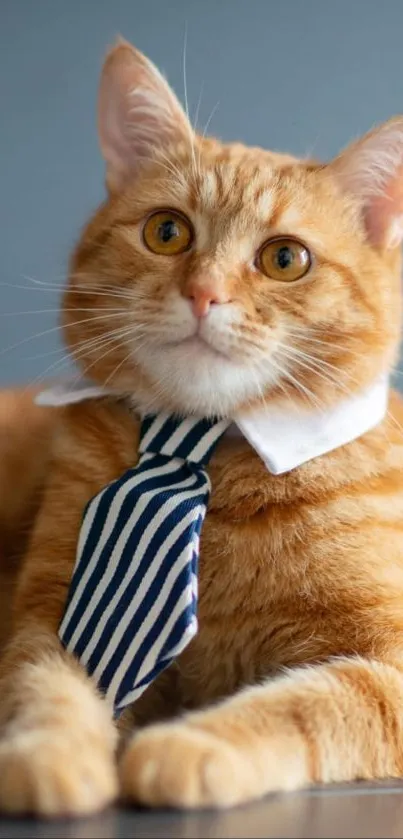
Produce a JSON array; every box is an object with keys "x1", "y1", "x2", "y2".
[
  {"x1": 98, "y1": 42, "x2": 192, "y2": 192},
  {"x1": 330, "y1": 117, "x2": 403, "y2": 250},
  {"x1": 365, "y1": 164, "x2": 403, "y2": 248}
]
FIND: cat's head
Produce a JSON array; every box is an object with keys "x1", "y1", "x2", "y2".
[{"x1": 63, "y1": 39, "x2": 403, "y2": 418}]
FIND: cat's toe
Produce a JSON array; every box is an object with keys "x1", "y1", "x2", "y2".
[
  {"x1": 120, "y1": 723, "x2": 259, "y2": 809},
  {"x1": 0, "y1": 729, "x2": 118, "y2": 816}
]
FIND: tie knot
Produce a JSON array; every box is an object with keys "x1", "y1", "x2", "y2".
[{"x1": 139, "y1": 414, "x2": 230, "y2": 467}]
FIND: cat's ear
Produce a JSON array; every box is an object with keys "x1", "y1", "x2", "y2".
[
  {"x1": 329, "y1": 117, "x2": 403, "y2": 249},
  {"x1": 98, "y1": 39, "x2": 192, "y2": 191}
]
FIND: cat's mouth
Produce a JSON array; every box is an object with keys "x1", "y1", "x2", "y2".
[{"x1": 167, "y1": 334, "x2": 230, "y2": 360}]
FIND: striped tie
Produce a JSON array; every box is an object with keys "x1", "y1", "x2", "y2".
[{"x1": 58, "y1": 413, "x2": 229, "y2": 713}]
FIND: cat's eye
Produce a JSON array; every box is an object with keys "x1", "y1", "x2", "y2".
[
  {"x1": 143, "y1": 210, "x2": 193, "y2": 255},
  {"x1": 258, "y1": 238, "x2": 311, "y2": 282}
]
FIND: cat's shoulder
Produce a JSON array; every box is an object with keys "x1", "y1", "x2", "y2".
[{"x1": 48, "y1": 393, "x2": 140, "y2": 484}]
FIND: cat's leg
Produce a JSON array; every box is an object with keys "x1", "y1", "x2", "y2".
[
  {"x1": 0, "y1": 626, "x2": 118, "y2": 816},
  {"x1": 120, "y1": 656, "x2": 403, "y2": 808},
  {"x1": 0, "y1": 453, "x2": 119, "y2": 816}
]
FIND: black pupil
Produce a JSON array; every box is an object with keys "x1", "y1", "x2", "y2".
[
  {"x1": 276, "y1": 245, "x2": 294, "y2": 269},
  {"x1": 158, "y1": 219, "x2": 179, "y2": 243}
]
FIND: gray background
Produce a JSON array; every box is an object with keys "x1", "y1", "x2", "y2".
[{"x1": 2, "y1": 0, "x2": 403, "y2": 387}]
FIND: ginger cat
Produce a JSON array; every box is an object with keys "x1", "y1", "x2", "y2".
[{"x1": 2, "y1": 38, "x2": 403, "y2": 816}]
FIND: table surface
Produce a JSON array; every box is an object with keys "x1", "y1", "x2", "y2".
[{"x1": 1, "y1": 782, "x2": 403, "y2": 839}]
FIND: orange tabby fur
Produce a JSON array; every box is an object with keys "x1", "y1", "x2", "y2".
[
  {"x1": 2, "y1": 39, "x2": 403, "y2": 814},
  {"x1": 0, "y1": 389, "x2": 57, "y2": 651}
]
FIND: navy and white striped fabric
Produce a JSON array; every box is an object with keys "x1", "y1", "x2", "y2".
[{"x1": 59, "y1": 413, "x2": 229, "y2": 712}]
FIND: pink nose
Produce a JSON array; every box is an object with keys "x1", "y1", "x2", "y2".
[
  {"x1": 182, "y1": 283, "x2": 231, "y2": 318},
  {"x1": 187, "y1": 291, "x2": 219, "y2": 318}
]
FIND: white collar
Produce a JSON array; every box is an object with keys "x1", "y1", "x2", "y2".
[{"x1": 36, "y1": 377, "x2": 389, "y2": 475}]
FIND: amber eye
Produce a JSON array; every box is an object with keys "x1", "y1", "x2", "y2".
[
  {"x1": 258, "y1": 238, "x2": 311, "y2": 282},
  {"x1": 143, "y1": 211, "x2": 193, "y2": 255}
]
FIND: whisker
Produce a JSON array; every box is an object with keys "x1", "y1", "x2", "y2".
[
  {"x1": 202, "y1": 100, "x2": 220, "y2": 140},
  {"x1": 277, "y1": 342, "x2": 358, "y2": 384},
  {"x1": 136, "y1": 152, "x2": 188, "y2": 186},
  {"x1": 67, "y1": 330, "x2": 140, "y2": 390},
  {"x1": 0, "y1": 282, "x2": 138, "y2": 305},
  {"x1": 0, "y1": 308, "x2": 127, "y2": 317},
  {"x1": 9, "y1": 272, "x2": 164, "y2": 307},
  {"x1": 182, "y1": 24, "x2": 201, "y2": 186},
  {"x1": 387, "y1": 409, "x2": 403, "y2": 443},
  {"x1": 273, "y1": 362, "x2": 324, "y2": 412},
  {"x1": 192, "y1": 81, "x2": 204, "y2": 133},
  {"x1": 251, "y1": 351, "x2": 327, "y2": 413},
  {"x1": 0, "y1": 312, "x2": 134, "y2": 359},
  {"x1": 182, "y1": 23, "x2": 191, "y2": 125},
  {"x1": 276, "y1": 347, "x2": 355, "y2": 399},
  {"x1": 19, "y1": 273, "x2": 148, "y2": 301},
  {"x1": 23, "y1": 325, "x2": 139, "y2": 392},
  {"x1": 281, "y1": 369, "x2": 326, "y2": 413},
  {"x1": 26, "y1": 321, "x2": 149, "y2": 360},
  {"x1": 285, "y1": 327, "x2": 358, "y2": 354},
  {"x1": 103, "y1": 343, "x2": 142, "y2": 389}
]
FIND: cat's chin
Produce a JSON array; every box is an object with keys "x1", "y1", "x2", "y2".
[
  {"x1": 132, "y1": 339, "x2": 279, "y2": 419},
  {"x1": 167, "y1": 335, "x2": 230, "y2": 361}
]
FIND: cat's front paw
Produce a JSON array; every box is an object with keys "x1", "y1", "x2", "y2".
[
  {"x1": 0, "y1": 728, "x2": 118, "y2": 816},
  {"x1": 120, "y1": 722, "x2": 260, "y2": 809}
]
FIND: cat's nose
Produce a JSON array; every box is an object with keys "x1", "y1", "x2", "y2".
[{"x1": 182, "y1": 282, "x2": 231, "y2": 318}]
